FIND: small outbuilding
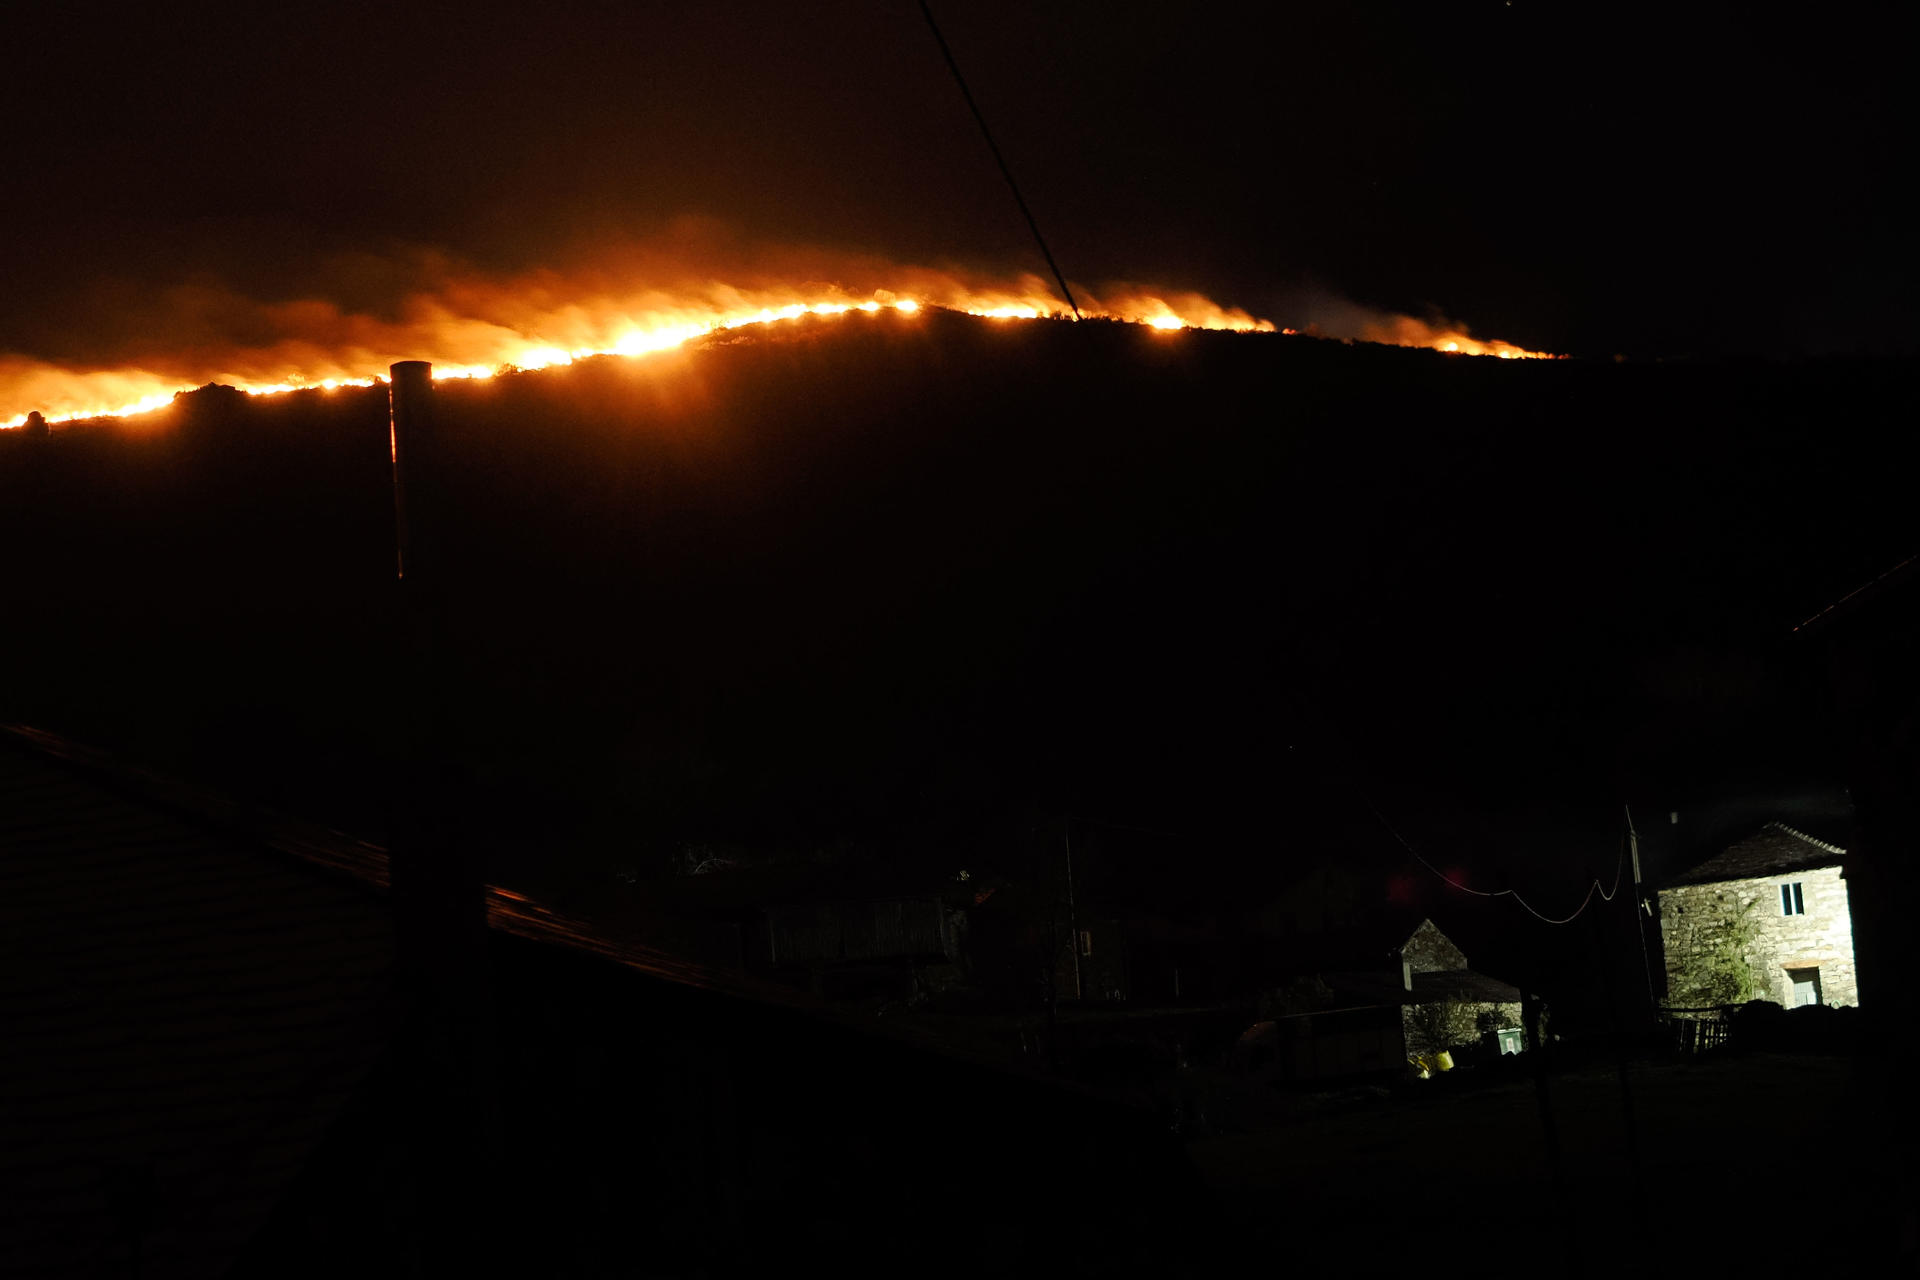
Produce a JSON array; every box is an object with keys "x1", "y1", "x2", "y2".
[{"x1": 1244, "y1": 916, "x2": 1523, "y2": 1082}]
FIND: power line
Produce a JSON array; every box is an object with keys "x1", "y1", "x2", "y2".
[
  {"x1": 917, "y1": 0, "x2": 1083, "y2": 320},
  {"x1": 1356, "y1": 783, "x2": 1626, "y2": 926},
  {"x1": 1792, "y1": 549, "x2": 1919, "y2": 633}
]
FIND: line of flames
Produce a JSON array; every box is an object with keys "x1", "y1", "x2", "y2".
[{"x1": 2, "y1": 291, "x2": 1557, "y2": 430}]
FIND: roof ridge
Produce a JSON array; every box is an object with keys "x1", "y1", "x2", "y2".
[{"x1": 1764, "y1": 821, "x2": 1846, "y2": 856}]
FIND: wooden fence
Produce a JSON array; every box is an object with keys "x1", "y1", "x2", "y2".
[{"x1": 1662, "y1": 1006, "x2": 1735, "y2": 1055}]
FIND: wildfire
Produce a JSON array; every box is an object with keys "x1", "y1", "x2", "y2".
[
  {"x1": 1357, "y1": 313, "x2": 1558, "y2": 361},
  {"x1": 1, "y1": 253, "x2": 1558, "y2": 429},
  {"x1": 2, "y1": 279, "x2": 1280, "y2": 428}
]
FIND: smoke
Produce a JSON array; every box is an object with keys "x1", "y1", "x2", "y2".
[
  {"x1": 2, "y1": 220, "x2": 1563, "y2": 427},
  {"x1": 1277, "y1": 289, "x2": 1555, "y2": 360},
  {"x1": 1, "y1": 220, "x2": 1277, "y2": 426}
]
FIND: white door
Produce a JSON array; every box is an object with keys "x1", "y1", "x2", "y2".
[{"x1": 1789, "y1": 968, "x2": 1822, "y2": 1007}]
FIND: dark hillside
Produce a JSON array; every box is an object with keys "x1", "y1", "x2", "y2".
[{"x1": 2, "y1": 312, "x2": 1913, "y2": 914}]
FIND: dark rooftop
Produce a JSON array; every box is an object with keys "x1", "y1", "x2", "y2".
[
  {"x1": 0, "y1": 731, "x2": 392, "y2": 1279},
  {"x1": 1411, "y1": 969, "x2": 1523, "y2": 1004},
  {"x1": 1663, "y1": 821, "x2": 1846, "y2": 887},
  {"x1": 1, "y1": 723, "x2": 1214, "y2": 1276}
]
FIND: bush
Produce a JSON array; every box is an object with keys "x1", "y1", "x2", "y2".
[{"x1": 1729, "y1": 999, "x2": 1786, "y2": 1050}]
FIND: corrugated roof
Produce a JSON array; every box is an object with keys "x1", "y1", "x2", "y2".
[
  {"x1": 0, "y1": 735, "x2": 392, "y2": 1280},
  {"x1": 1, "y1": 723, "x2": 819, "y2": 1008},
  {"x1": 1663, "y1": 821, "x2": 1846, "y2": 887},
  {"x1": 0, "y1": 724, "x2": 833, "y2": 1280},
  {"x1": 2, "y1": 723, "x2": 1213, "y2": 1276}
]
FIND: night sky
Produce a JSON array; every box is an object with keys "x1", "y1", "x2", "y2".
[{"x1": 5, "y1": 2, "x2": 1914, "y2": 361}]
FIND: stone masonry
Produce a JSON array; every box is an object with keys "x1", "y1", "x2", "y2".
[
  {"x1": 1401, "y1": 918, "x2": 1467, "y2": 974},
  {"x1": 1660, "y1": 864, "x2": 1858, "y2": 1007},
  {"x1": 1398, "y1": 919, "x2": 1522, "y2": 1057},
  {"x1": 1401, "y1": 999, "x2": 1524, "y2": 1059}
]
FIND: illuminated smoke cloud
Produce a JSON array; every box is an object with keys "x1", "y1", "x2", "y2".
[
  {"x1": 1, "y1": 223, "x2": 1553, "y2": 428},
  {"x1": 1278, "y1": 290, "x2": 1559, "y2": 361},
  {"x1": 1, "y1": 224, "x2": 1273, "y2": 426}
]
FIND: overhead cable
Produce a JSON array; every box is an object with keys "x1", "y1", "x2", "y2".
[
  {"x1": 917, "y1": 0, "x2": 1083, "y2": 320},
  {"x1": 1357, "y1": 783, "x2": 1626, "y2": 926}
]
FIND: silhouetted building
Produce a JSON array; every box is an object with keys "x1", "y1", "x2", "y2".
[
  {"x1": 1801, "y1": 557, "x2": 1920, "y2": 1026},
  {"x1": 0, "y1": 727, "x2": 1210, "y2": 1278},
  {"x1": 765, "y1": 895, "x2": 962, "y2": 1000},
  {"x1": 1796, "y1": 552, "x2": 1920, "y2": 1265}
]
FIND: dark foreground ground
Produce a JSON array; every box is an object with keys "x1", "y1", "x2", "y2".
[{"x1": 1189, "y1": 1048, "x2": 1885, "y2": 1274}]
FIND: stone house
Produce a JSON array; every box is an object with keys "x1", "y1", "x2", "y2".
[
  {"x1": 1658, "y1": 822, "x2": 1857, "y2": 1008},
  {"x1": 1395, "y1": 919, "x2": 1526, "y2": 1059},
  {"x1": 1241, "y1": 916, "x2": 1525, "y2": 1081}
]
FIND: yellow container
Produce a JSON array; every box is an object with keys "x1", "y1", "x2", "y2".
[{"x1": 1434, "y1": 1050, "x2": 1454, "y2": 1072}]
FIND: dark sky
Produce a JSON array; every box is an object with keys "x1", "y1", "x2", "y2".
[{"x1": 5, "y1": 2, "x2": 1914, "y2": 360}]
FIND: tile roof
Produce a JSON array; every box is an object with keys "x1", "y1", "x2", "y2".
[
  {"x1": 1316, "y1": 970, "x2": 1421, "y2": 1007},
  {"x1": 1287, "y1": 966, "x2": 1522, "y2": 1010},
  {"x1": 1410, "y1": 968, "x2": 1523, "y2": 1004},
  {"x1": 1662, "y1": 821, "x2": 1846, "y2": 887}
]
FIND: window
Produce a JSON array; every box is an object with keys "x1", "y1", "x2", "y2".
[
  {"x1": 1780, "y1": 882, "x2": 1805, "y2": 915},
  {"x1": 1078, "y1": 930, "x2": 1093, "y2": 957},
  {"x1": 1787, "y1": 967, "x2": 1823, "y2": 1007}
]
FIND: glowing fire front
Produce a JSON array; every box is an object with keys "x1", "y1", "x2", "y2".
[
  {"x1": 3, "y1": 284, "x2": 1275, "y2": 428},
  {"x1": 1356, "y1": 313, "x2": 1551, "y2": 361},
  {"x1": 1, "y1": 271, "x2": 1557, "y2": 429}
]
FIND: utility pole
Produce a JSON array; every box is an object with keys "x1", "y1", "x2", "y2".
[
  {"x1": 1064, "y1": 816, "x2": 1082, "y2": 1001},
  {"x1": 1523, "y1": 994, "x2": 1582, "y2": 1280},
  {"x1": 1592, "y1": 892, "x2": 1649, "y2": 1245},
  {"x1": 1626, "y1": 805, "x2": 1659, "y2": 1014}
]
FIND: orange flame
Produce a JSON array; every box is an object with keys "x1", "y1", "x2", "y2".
[
  {"x1": 1358, "y1": 313, "x2": 1559, "y2": 361},
  {"x1": 1, "y1": 244, "x2": 1557, "y2": 428},
  {"x1": 1, "y1": 268, "x2": 1278, "y2": 428}
]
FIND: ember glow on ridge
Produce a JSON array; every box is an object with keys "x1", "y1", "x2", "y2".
[
  {"x1": 2, "y1": 265, "x2": 1557, "y2": 428},
  {"x1": 4, "y1": 283, "x2": 1271, "y2": 427}
]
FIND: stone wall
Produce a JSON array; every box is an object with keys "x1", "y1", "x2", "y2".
[
  {"x1": 1659, "y1": 865, "x2": 1858, "y2": 1007},
  {"x1": 1402, "y1": 919, "x2": 1469, "y2": 973},
  {"x1": 1401, "y1": 1000, "x2": 1523, "y2": 1058}
]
